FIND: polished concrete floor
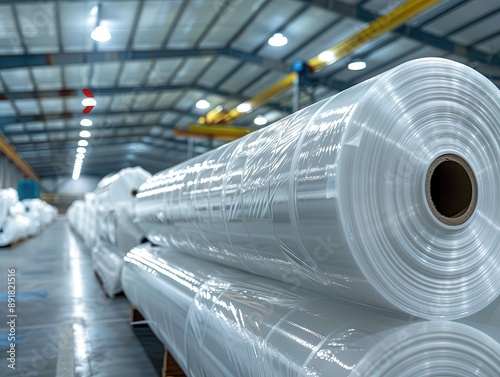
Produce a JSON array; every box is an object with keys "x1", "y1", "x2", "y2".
[{"x1": 0, "y1": 219, "x2": 163, "y2": 377}]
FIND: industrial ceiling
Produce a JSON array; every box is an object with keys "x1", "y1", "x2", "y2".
[{"x1": 0, "y1": 0, "x2": 499, "y2": 178}]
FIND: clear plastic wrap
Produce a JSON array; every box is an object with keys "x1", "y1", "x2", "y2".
[
  {"x1": 122, "y1": 244, "x2": 500, "y2": 377},
  {"x1": 67, "y1": 200, "x2": 85, "y2": 238},
  {"x1": 92, "y1": 204, "x2": 145, "y2": 296},
  {"x1": 94, "y1": 166, "x2": 151, "y2": 208},
  {"x1": 135, "y1": 58, "x2": 500, "y2": 319},
  {"x1": 22, "y1": 199, "x2": 46, "y2": 231},
  {"x1": 82, "y1": 193, "x2": 97, "y2": 250},
  {"x1": 0, "y1": 215, "x2": 31, "y2": 246},
  {"x1": 91, "y1": 242, "x2": 124, "y2": 297},
  {"x1": 0, "y1": 188, "x2": 19, "y2": 226}
]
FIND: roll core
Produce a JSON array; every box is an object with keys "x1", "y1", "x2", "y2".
[{"x1": 425, "y1": 154, "x2": 477, "y2": 226}]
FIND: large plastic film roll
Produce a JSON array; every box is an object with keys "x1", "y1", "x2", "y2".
[
  {"x1": 0, "y1": 216, "x2": 31, "y2": 247},
  {"x1": 122, "y1": 245, "x2": 500, "y2": 377},
  {"x1": 0, "y1": 188, "x2": 19, "y2": 226},
  {"x1": 136, "y1": 58, "x2": 500, "y2": 319},
  {"x1": 94, "y1": 166, "x2": 151, "y2": 208}
]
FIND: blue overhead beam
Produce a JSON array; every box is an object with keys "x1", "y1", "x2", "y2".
[
  {"x1": 0, "y1": 107, "x2": 200, "y2": 127},
  {"x1": 0, "y1": 48, "x2": 290, "y2": 72},
  {"x1": 0, "y1": 84, "x2": 287, "y2": 112}
]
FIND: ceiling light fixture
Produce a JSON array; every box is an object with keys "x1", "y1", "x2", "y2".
[
  {"x1": 196, "y1": 99, "x2": 210, "y2": 109},
  {"x1": 348, "y1": 60, "x2": 367, "y2": 71},
  {"x1": 268, "y1": 33, "x2": 288, "y2": 47},
  {"x1": 254, "y1": 115, "x2": 268, "y2": 126},
  {"x1": 236, "y1": 103, "x2": 252, "y2": 113},
  {"x1": 90, "y1": 26, "x2": 111, "y2": 42},
  {"x1": 77, "y1": 147, "x2": 86, "y2": 154},
  {"x1": 90, "y1": 5, "x2": 99, "y2": 16},
  {"x1": 78, "y1": 140, "x2": 89, "y2": 147},
  {"x1": 81, "y1": 98, "x2": 96, "y2": 107},
  {"x1": 318, "y1": 50, "x2": 335, "y2": 63},
  {"x1": 76, "y1": 153, "x2": 85, "y2": 160},
  {"x1": 79, "y1": 130, "x2": 91, "y2": 138},
  {"x1": 80, "y1": 119, "x2": 93, "y2": 127}
]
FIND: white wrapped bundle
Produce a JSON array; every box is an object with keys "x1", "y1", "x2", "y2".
[
  {"x1": 39, "y1": 201, "x2": 57, "y2": 226},
  {"x1": 122, "y1": 245, "x2": 500, "y2": 377},
  {"x1": 0, "y1": 215, "x2": 31, "y2": 247},
  {"x1": 67, "y1": 200, "x2": 85, "y2": 238},
  {"x1": 97, "y1": 205, "x2": 143, "y2": 252},
  {"x1": 49, "y1": 204, "x2": 58, "y2": 223},
  {"x1": 91, "y1": 242, "x2": 124, "y2": 297},
  {"x1": 135, "y1": 58, "x2": 500, "y2": 319},
  {"x1": 92, "y1": 204, "x2": 144, "y2": 296},
  {"x1": 82, "y1": 193, "x2": 97, "y2": 250},
  {"x1": 94, "y1": 166, "x2": 151, "y2": 209},
  {"x1": 0, "y1": 188, "x2": 19, "y2": 226},
  {"x1": 23, "y1": 199, "x2": 48, "y2": 230}
]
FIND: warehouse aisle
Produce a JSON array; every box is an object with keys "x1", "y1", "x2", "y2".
[{"x1": 0, "y1": 219, "x2": 159, "y2": 377}]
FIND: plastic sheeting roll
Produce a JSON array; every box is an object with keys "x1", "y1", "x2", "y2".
[
  {"x1": 0, "y1": 188, "x2": 19, "y2": 226},
  {"x1": 95, "y1": 166, "x2": 151, "y2": 208},
  {"x1": 83, "y1": 193, "x2": 97, "y2": 250},
  {"x1": 91, "y1": 242, "x2": 124, "y2": 297},
  {"x1": 122, "y1": 245, "x2": 500, "y2": 377},
  {"x1": 23, "y1": 199, "x2": 46, "y2": 230},
  {"x1": 135, "y1": 58, "x2": 500, "y2": 319},
  {"x1": 67, "y1": 200, "x2": 85, "y2": 238},
  {"x1": 0, "y1": 216, "x2": 31, "y2": 247},
  {"x1": 93, "y1": 204, "x2": 145, "y2": 296},
  {"x1": 97, "y1": 206, "x2": 143, "y2": 252}
]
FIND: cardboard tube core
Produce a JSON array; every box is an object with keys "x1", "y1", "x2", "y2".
[{"x1": 426, "y1": 154, "x2": 477, "y2": 226}]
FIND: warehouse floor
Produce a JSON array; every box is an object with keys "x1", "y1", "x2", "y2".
[{"x1": 0, "y1": 219, "x2": 163, "y2": 377}]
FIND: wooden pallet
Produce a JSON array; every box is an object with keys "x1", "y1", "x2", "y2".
[
  {"x1": 130, "y1": 306, "x2": 187, "y2": 377},
  {"x1": 9, "y1": 237, "x2": 27, "y2": 248},
  {"x1": 130, "y1": 305, "x2": 148, "y2": 327},
  {"x1": 162, "y1": 347, "x2": 186, "y2": 377}
]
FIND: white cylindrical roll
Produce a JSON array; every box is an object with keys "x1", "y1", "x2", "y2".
[
  {"x1": 94, "y1": 166, "x2": 151, "y2": 208},
  {"x1": 122, "y1": 245, "x2": 500, "y2": 377},
  {"x1": 95, "y1": 206, "x2": 143, "y2": 251},
  {"x1": 83, "y1": 192, "x2": 97, "y2": 250},
  {"x1": 9, "y1": 202, "x2": 25, "y2": 217},
  {"x1": 0, "y1": 216, "x2": 31, "y2": 247},
  {"x1": 91, "y1": 242, "x2": 124, "y2": 297},
  {"x1": 23, "y1": 199, "x2": 47, "y2": 230},
  {"x1": 0, "y1": 188, "x2": 19, "y2": 226},
  {"x1": 135, "y1": 58, "x2": 500, "y2": 319},
  {"x1": 67, "y1": 200, "x2": 85, "y2": 238}
]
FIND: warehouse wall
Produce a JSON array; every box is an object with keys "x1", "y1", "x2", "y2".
[{"x1": 0, "y1": 153, "x2": 25, "y2": 189}]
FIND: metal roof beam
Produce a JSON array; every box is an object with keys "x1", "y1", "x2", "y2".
[
  {"x1": 0, "y1": 48, "x2": 290, "y2": 72},
  {"x1": 0, "y1": 107, "x2": 199, "y2": 127},
  {"x1": 303, "y1": 0, "x2": 500, "y2": 66},
  {"x1": 0, "y1": 85, "x2": 286, "y2": 112},
  {"x1": 3, "y1": 122, "x2": 166, "y2": 136},
  {"x1": 8, "y1": 133, "x2": 151, "y2": 146}
]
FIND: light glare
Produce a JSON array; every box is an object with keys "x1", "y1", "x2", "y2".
[
  {"x1": 90, "y1": 26, "x2": 111, "y2": 42},
  {"x1": 348, "y1": 61, "x2": 367, "y2": 71},
  {"x1": 80, "y1": 119, "x2": 93, "y2": 127},
  {"x1": 196, "y1": 100, "x2": 210, "y2": 109},
  {"x1": 237, "y1": 103, "x2": 252, "y2": 113},
  {"x1": 254, "y1": 116, "x2": 268, "y2": 126},
  {"x1": 268, "y1": 33, "x2": 288, "y2": 47},
  {"x1": 81, "y1": 98, "x2": 96, "y2": 107}
]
